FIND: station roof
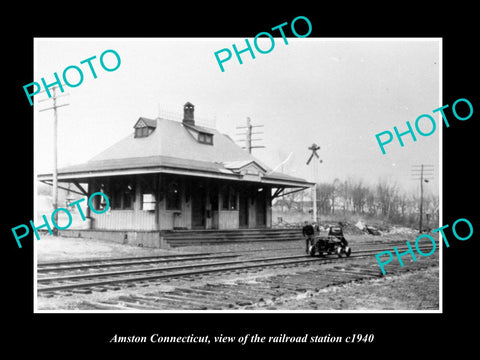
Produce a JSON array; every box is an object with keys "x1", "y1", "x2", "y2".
[{"x1": 37, "y1": 116, "x2": 312, "y2": 189}]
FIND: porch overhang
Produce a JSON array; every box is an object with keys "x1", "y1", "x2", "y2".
[{"x1": 37, "y1": 155, "x2": 314, "y2": 190}]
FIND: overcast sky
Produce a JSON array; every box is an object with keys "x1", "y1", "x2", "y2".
[{"x1": 34, "y1": 38, "x2": 440, "y2": 197}]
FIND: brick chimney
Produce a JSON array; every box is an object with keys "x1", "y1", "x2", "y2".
[{"x1": 183, "y1": 102, "x2": 195, "y2": 126}]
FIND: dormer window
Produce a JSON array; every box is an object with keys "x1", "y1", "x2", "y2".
[
  {"x1": 198, "y1": 132, "x2": 213, "y2": 145},
  {"x1": 135, "y1": 127, "x2": 152, "y2": 138},
  {"x1": 184, "y1": 123, "x2": 214, "y2": 145},
  {"x1": 133, "y1": 118, "x2": 157, "y2": 138}
]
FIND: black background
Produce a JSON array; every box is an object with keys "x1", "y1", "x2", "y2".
[{"x1": 3, "y1": 3, "x2": 478, "y2": 355}]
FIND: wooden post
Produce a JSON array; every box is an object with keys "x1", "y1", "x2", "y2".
[
  {"x1": 205, "y1": 182, "x2": 211, "y2": 229},
  {"x1": 50, "y1": 87, "x2": 59, "y2": 235},
  {"x1": 419, "y1": 164, "x2": 424, "y2": 232},
  {"x1": 155, "y1": 174, "x2": 160, "y2": 231},
  {"x1": 85, "y1": 180, "x2": 91, "y2": 218},
  {"x1": 312, "y1": 154, "x2": 318, "y2": 223},
  {"x1": 38, "y1": 86, "x2": 70, "y2": 235}
]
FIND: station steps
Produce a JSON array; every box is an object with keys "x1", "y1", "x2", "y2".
[{"x1": 161, "y1": 228, "x2": 304, "y2": 247}]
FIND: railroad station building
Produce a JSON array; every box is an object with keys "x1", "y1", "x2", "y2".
[{"x1": 37, "y1": 102, "x2": 312, "y2": 237}]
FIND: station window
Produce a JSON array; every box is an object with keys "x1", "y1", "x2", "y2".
[
  {"x1": 221, "y1": 186, "x2": 237, "y2": 210},
  {"x1": 166, "y1": 181, "x2": 181, "y2": 210},
  {"x1": 221, "y1": 187, "x2": 228, "y2": 210},
  {"x1": 90, "y1": 182, "x2": 108, "y2": 212},
  {"x1": 141, "y1": 180, "x2": 156, "y2": 211},
  {"x1": 142, "y1": 193, "x2": 156, "y2": 211},
  {"x1": 111, "y1": 180, "x2": 135, "y2": 210},
  {"x1": 122, "y1": 183, "x2": 135, "y2": 210},
  {"x1": 112, "y1": 184, "x2": 122, "y2": 209}
]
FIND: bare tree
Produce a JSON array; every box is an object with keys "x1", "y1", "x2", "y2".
[
  {"x1": 423, "y1": 193, "x2": 439, "y2": 228},
  {"x1": 376, "y1": 179, "x2": 398, "y2": 219},
  {"x1": 332, "y1": 178, "x2": 341, "y2": 214},
  {"x1": 351, "y1": 179, "x2": 369, "y2": 214},
  {"x1": 274, "y1": 175, "x2": 437, "y2": 228},
  {"x1": 316, "y1": 183, "x2": 335, "y2": 214},
  {"x1": 339, "y1": 180, "x2": 351, "y2": 214}
]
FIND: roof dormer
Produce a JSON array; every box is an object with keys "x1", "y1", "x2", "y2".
[
  {"x1": 184, "y1": 124, "x2": 214, "y2": 145},
  {"x1": 134, "y1": 118, "x2": 157, "y2": 138}
]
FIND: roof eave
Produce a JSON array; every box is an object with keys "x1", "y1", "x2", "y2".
[
  {"x1": 37, "y1": 168, "x2": 313, "y2": 188},
  {"x1": 37, "y1": 166, "x2": 242, "y2": 182}
]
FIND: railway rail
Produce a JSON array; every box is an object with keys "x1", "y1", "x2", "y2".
[
  {"x1": 37, "y1": 253, "x2": 239, "y2": 272},
  {"x1": 37, "y1": 242, "x2": 438, "y2": 296},
  {"x1": 37, "y1": 239, "x2": 424, "y2": 272}
]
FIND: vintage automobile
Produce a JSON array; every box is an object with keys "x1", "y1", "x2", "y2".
[{"x1": 309, "y1": 225, "x2": 351, "y2": 257}]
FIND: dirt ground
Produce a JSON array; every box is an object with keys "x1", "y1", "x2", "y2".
[
  {"x1": 36, "y1": 263, "x2": 439, "y2": 311},
  {"x1": 36, "y1": 234, "x2": 192, "y2": 263},
  {"x1": 269, "y1": 266, "x2": 439, "y2": 310}
]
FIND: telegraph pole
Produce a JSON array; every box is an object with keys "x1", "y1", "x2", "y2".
[
  {"x1": 39, "y1": 85, "x2": 70, "y2": 236},
  {"x1": 236, "y1": 117, "x2": 265, "y2": 153},
  {"x1": 411, "y1": 164, "x2": 434, "y2": 232}
]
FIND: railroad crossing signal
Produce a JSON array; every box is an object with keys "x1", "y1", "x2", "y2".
[
  {"x1": 306, "y1": 143, "x2": 323, "y2": 223},
  {"x1": 306, "y1": 143, "x2": 323, "y2": 165}
]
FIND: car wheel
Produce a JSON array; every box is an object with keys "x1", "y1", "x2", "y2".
[
  {"x1": 345, "y1": 246, "x2": 351, "y2": 257},
  {"x1": 336, "y1": 247, "x2": 343, "y2": 257}
]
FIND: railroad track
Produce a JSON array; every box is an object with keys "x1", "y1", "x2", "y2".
[
  {"x1": 37, "y1": 252, "x2": 239, "y2": 272},
  {"x1": 37, "y1": 243, "x2": 438, "y2": 296},
  {"x1": 37, "y1": 238, "x2": 428, "y2": 272}
]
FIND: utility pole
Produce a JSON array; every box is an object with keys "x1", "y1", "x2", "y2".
[
  {"x1": 411, "y1": 164, "x2": 434, "y2": 232},
  {"x1": 39, "y1": 85, "x2": 70, "y2": 236},
  {"x1": 236, "y1": 117, "x2": 265, "y2": 153},
  {"x1": 306, "y1": 143, "x2": 323, "y2": 223}
]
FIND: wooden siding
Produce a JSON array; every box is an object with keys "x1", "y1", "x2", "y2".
[
  {"x1": 159, "y1": 209, "x2": 191, "y2": 230},
  {"x1": 92, "y1": 210, "x2": 156, "y2": 230},
  {"x1": 88, "y1": 174, "x2": 273, "y2": 231},
  {"x1": 90, "y1": 175, "x2": 157, "y2": 231},
  {"x1": 218, "y1": 210, "x2": 239, "y2": 229}
]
